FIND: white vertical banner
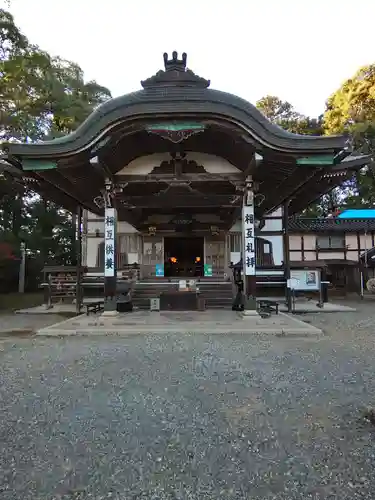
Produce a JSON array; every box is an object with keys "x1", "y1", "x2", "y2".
[
  {"x1": 104, "y1": 207, "x2": 116, "y2": 277},
  {"x1": 243, "y1": 203, "x2": 256, "y2": 276}
]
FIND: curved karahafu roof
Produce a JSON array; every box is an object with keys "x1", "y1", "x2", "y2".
[
  {"x1": 1, "y1": 52, "x2": 370, "y2": 220},
  {"x1": 5, "y1": 51, "x2": 347, "y2": 158}
]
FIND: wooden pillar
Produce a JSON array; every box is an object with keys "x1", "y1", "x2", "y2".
[
  {"x1": 75, "y1": 206, "x2": 83, "y2": 315},
  {"x1": 139, "y1": 235, "x2": 144, "y2": 280},
  {"x1": 18, "y1": 241, "x2": 26, "y2": 294},
  {"x1": 224, "y1": 233, "x2": 229, "y2": 280},
  {"x1": 81, "y1": 209, "x2": 88, "y2": 268},
  {"x1": 242, "y1": 179, "x2": 257, "y2": 314},
  {"x1": 72, "y1": 212, "x2": 77, "y2": 262},
  {"x1": 301, "y1": 236, "x2": 305, "y2": 261},
  {"x1": 103, "y1": 205, "x2": 118, "y2": 315},
  {"x1": 283, "y1": 201, "x2": 292, "y2": 313}
]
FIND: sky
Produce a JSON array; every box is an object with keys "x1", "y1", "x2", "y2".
[{"x1": 3, "y1": 0, "x2": 375, "y2": 117}]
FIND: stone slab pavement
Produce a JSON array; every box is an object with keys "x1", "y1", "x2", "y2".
[
  {"x1": 16, "y1": 298, "x2": 102, "y2": 315},
  {"x1": 35, "y1": 310, "x2": 322, "y2": 337},
  {"x1": 0, "y1": 313, "x2": 70, "y2": 337},
  {"x1": 17, "y1": 300, "x2": 356, "y2": 315},
  {"x1": 279, "y1": 301, "x2": 356, "y2": 313}
]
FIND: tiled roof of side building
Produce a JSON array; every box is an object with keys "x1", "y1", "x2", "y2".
[{"x1": 288, "y1": 217, "x2": 375, "y2": 232}]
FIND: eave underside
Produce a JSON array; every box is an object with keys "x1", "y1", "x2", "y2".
[
  {"x1": 4, "y1": 165, "x2": 364, "y2": 228},
  {"x1": 2, "y1": 125, "x2": 368, "y2": 223}
]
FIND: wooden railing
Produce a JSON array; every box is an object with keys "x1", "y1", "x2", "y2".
[
  {"x1": 41, "y1": 266, "x2": 81, "y2": 307},
  {"x1": 41, "y1": 264, "x2": 140, "y2": 309},
  {"x1": 117, "y1": 252, "x2": 131, "y2": 270},
  {"x1": 120, "y1": 264, "x2": 140, "y2": 282}
]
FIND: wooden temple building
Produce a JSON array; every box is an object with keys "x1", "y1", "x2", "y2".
[{"x1": 1, "y1": 52, "x2": 370, "y2": 313}]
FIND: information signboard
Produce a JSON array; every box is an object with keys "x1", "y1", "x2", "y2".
[
  {"x1": 204, "y1": 264, "x2": 213, "y2": 277},
  {"x1": 155, "y1": 264, "x2": 164, "y2": 277},
  {"x1": 243, "y1": 203, "x2": 255, "y2": 276},
  {"x1": 104, "y1": 208, "x2": 116, "y2": 277},
  {"x1": 289, "y1": 269, "x2": 320, "y2": 291}
]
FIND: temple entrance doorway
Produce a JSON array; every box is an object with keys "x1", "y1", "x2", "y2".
[{"x1": 164, "y1": 236, "x2": 204, "y2": 277}]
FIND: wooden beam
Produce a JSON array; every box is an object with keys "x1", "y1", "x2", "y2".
[
  {"x1": 97, "y1": 156, "x2": 116, "y2": 183},
  {"x1": 115, "y1": 172, "x2": 244, "y2": 184},
  {"x1": 34, "y1": 171, "x2": 99, "y2": 214},
  {"x1": 262, "y1": 166, "x2": 322, "y2": 214},
  {"x1": 136, "y1": 221, "x2": 231, "y2": 232},
  {"x1": 288, "y1": 173, "x2": 352, "y2": 214},
  {"x1": 117, "y1": 208, "x2": 143, "y2": 226},
  {"x1": 118, "y1": 194, "x2": 241, "y2": 209},
  {"x1": 242, "y1": 154, "x2": 257, "y2": 177}
]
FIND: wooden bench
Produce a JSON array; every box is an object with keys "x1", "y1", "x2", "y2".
[
  {"x1": 257, "y1": 299, "x2": 279, "y2": 316},
  {"x1": 86, "y1": 301, "x2": 104, "y2": 315}
]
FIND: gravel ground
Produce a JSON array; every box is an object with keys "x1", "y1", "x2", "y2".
[{"x1": 1, "y1": 304, "x2": 375, "y2": 499}]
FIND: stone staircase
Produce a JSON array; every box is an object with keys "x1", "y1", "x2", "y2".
[{"x1": 132, "y1": 278, "x2": 234, "y2": 310}]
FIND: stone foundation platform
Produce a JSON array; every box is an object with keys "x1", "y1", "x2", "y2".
[{"x1": 36, "y1": 310, "x2": 322, "y2": 337}]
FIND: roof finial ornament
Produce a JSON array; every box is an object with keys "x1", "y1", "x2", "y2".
[
  {"x1": 163, "y1": 51, "x2": 187, "y2": 71},
  {"x1": 141, "y1": 51, "x2": 209, "y2": 89}
]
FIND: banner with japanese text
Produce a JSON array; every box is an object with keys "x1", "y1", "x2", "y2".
[
  {"x1": 104, "y1": 208, "x2": 117, "y2": 277},
  {"x1": 243, "y1": 204, "x2": 256, "y2": 276}
]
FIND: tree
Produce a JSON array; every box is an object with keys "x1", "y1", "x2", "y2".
[
  {"x1": 256, "y1": 95, "x2": 323, "y2": 135},
  {"x1": 0, "y1": 9, "x2": 112, "y2": 142},
  {"x1": 256, "y1": 95, "x2": 299, "y2": 122},
  {"x1": 323, "y1": 65, "x2": 375, "y2": 209},
  {"x1": 0, "y1": 9, "x2": 112, "y2": 288},
  {"x1": 25, "y1": 198, "x2": 76, "y2": 266},
  {"x1": 324, "y1": 65, "x2": 375, "y2": 135}
]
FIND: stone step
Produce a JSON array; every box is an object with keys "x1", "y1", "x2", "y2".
[
  {"x1": 138, "y1": 277, "x2": 230, "y2": 283},
  {"x1": 134, "y1": 290, "x2": 233, "y2": 297},
  {"x1": 132, "y1": 278, "x2": 234, "y2": 310},
  {"x1": 133, "y1": 295, "x2": 233, "y2": 310},
  {"x1": 133, "y1": 302, "x2": 233, "y2": 311}
]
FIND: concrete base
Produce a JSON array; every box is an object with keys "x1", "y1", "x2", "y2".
[
  {"x1": 35, "y1": 310, "x2": 322, "y2": 337},
  {"x1": 279, "y1": 301, "x2": 356, "y2": 313},
  {"x1": 16, "y1": 298, "x2": 103, "y2": 315},
  {"x1": 242, "y1": 309, "x2": 259, "y2": 317},
  {"x1": 101, "y1": 310, "x2": 119, "y2": 317}
]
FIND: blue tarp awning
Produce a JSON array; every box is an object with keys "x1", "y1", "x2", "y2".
[{"x1": 338, "y1": 209, "x2": 375, "y2": 219}]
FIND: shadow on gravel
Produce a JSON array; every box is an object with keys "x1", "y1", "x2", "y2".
[{"x1": 0, "y1": 329, "x2": 35, "y2": 338}]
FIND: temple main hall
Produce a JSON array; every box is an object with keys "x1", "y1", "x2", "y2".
[{"x1": 2, "y1": 52, "x2": 369, "y2": 312}]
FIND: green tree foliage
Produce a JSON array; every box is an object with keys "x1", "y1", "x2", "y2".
[
  {"x1": 256, "y1": 95, "x2": 323, "y2": 135},
  {"x1": 256, "y1": 93, "x2": 375, "y2": 215},
  {"x1": 256, "y1": 95, "x2": 299, "y2": 122},
  {"x1": 0, "y1": 9, "x2": 111, "y2": 288},
  {"x1": 324, "y1": 65, "x2": 375, "y2": 135},
  {"x1": 0, "y1": 9, "x2": 111, "y2": 142},
  {"x1": 324, "y1": 65, "x2": 375, "y2": 209}
]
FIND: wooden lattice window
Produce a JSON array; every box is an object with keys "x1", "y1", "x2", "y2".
[
  {"x1": 316, "y1": 235, "x2": 345, "y2": 250},
  {"x1": 230, "y1": 233, "x2": 242, "y2": 252}
]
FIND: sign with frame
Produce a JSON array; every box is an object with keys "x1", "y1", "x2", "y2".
[
  {"x1": 289, "y1": 269, "x2": 320, "y2": 291},
  {"x1": 204, "y1": 264, "x2": 213, "y2": 277},
  {"x1": 155, "y1": 264, "x2": 164, "y2": 277}
]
